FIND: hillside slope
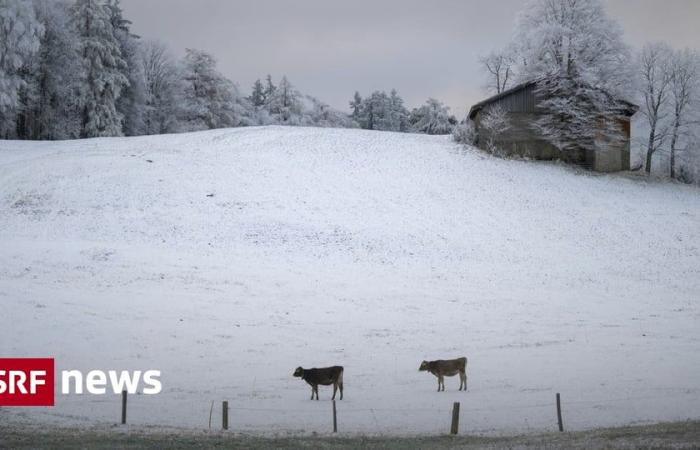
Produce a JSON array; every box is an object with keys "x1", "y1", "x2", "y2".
[{"x1": 1, "y1": 126, "x2": 699, "y2": 435}]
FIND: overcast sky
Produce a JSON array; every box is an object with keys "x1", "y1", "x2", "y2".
[{"x1": 121, "y1": 0, "x2": 700, "y2": 118}]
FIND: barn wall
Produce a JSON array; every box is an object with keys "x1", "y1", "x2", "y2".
[
  {"x1": 472, "y1": 86, "x2": 633, "y2": 172},
  {"x1": 592, "y1": 118, "x2": 632, "y2": 172}
]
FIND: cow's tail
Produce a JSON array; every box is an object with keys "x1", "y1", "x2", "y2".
[{"x1": 338, "y1": 366, "x2": 344, "y2": 389}]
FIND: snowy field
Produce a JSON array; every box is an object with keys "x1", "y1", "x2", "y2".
[{"x1": 1, "y1": 126, "x2": 699, "y2": 436}]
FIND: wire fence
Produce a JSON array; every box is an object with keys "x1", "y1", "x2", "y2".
[{"x1": 15, "y1": 389, "x2": 699, "y2": 436}]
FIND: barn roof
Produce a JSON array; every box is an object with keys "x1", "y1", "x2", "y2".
[
  {"x1": 467, "y1": 79, "x2": 638, "y2": 120},
  {"x1": 468, "y1": 81, "x2": 537, "y2": 120}
]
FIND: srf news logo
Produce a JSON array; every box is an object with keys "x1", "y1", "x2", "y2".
[
  {"x1": 0, "y1": 358, "x2": 162, "y2": 406},
  {"x1": 0, "y1": 358, "x2": 54, "y2": 406}
]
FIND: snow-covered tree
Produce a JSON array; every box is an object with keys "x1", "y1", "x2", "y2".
[
  {"x1": 180, "y1": 48, "x2": 241, "y2": 130},
  {"x1": 409, "y1": 98, "x2": 454, "y2": 135},
  {"x1": 16, "y1": 0, "x2": 82, "y2": 140},
  {"x1": 452, "y1": 119, "x2": 477, "y2": 146},
  {"x1": 355, "y1": 91, "x2": 392, "y2": 131},
  {"x1": 668, "y1": 49, "x2": 700, "y2": 179},
  {"x1": 0, "y1": 0, "x2": 44, "y2": 138},
  {"x1": 388, "y1": 89, "x2": 409, "y2": 132},
  {"x1": 306, "y1": 95, "x2": 356, "y2": 128},
  {"x1": 266, "y1": 75, "x2": 303, "y2": 124},
  {"x1": 263, "y1": 74, "x2": 276, "y2": 103},
  {"x1": 71, "y1": 0, "x2": 129, "y2": 137},
  {"x1": 249, "y1": 79, "x2": 265, "y2": 108},
  {"x1": 638, "y1": 43, "x2": 673, "y2": 174},
  {"x1": 140, "y1": 39, "x2": 183, "y2": 134},
  {"x1": 480, "y1": 104, "x2": 512, "y2": 153},
  {"x1": 107, "y1": 0, "x2": 146, "y2": 136},
  {"x1": 511, "y1": 0, "x2": 633, "y2": 154},
  {"x1": 349, "y1": 91, "x2": 362, "y2": 123}
]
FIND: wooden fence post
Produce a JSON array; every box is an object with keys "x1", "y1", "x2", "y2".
[
  {"x1": 450, "y1": 402, "x2": 460, "y2": 435},
  {"x1": 121, "y1": 390, "x2": 127, "y2": 425},
  {"x1": 332, "y1": 400, "x2": 338, "y2": 433},
  {"x1": 556, "y1": 393, "x2": 564, "y2": 432},
  {"x1": 222, "y1": 401, "x2": 229, "y2": 430}
]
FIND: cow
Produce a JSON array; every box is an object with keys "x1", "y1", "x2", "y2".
[
  {"x1": 293, "y1": 366, "x2": 344, "y2": 400},
  {"x1": 419, "y1": 357, "x2": 468, "y2": 392}
]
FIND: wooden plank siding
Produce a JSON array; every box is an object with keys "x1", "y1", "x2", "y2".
[{"x1": 470, "y1": 81, "x2": 634, "y2": 172}]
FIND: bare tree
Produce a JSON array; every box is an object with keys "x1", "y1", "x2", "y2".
[
  {"x1": 140, "y1": 40, "x2": 183, "y2": 134},
  {"x1": 479, "y1": 49, "x2": 515, "y2": 94},
  {"x1": 668, "y1": 49, "x2": 700, "y2": 179},
  {"x1": 639, "y1": 43, "x2": 673, "y2": 174}
]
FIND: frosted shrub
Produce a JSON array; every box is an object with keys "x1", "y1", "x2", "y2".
[{"x1": 452, "y1": 120, "x2": 477, "y2": 146}]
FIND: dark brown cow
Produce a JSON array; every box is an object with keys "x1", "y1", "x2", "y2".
[
  {"x1": 419, "y1": 357, "x2": 467, "y2": 391},
  {"x1": 293, "y1": 366, "x2": 344, "y2": 400}
]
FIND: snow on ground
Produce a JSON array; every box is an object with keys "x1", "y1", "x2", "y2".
[{"x1": 1, "y1": 126, "x2": 699, "y2": 435}]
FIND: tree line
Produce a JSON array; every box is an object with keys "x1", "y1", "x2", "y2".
[
  {"x1": 0, "y1": 0, "x2": 457, "y2": 141},
  {"x1": 473, "y1": 0, "x2": 700, "y2": 182}
]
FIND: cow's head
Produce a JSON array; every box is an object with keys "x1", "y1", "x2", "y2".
[
  {"x1": 293, "y1": 367, "x2": 304, "y2": 377},
  {"x1": 419, "y1": 361, "x2": 429, "y2": 371}
]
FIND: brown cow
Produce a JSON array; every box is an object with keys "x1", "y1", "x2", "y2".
[
  {"x1": 419, "y1": 357, "x2": 467, "y2": 391},
  {"x1": 293, "y1": 366, "x2": 344, "y2": 400}
]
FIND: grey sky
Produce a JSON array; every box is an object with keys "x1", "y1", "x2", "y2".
[{"x1": 121, "y1": 0, "x2": 700, "y2": 118}]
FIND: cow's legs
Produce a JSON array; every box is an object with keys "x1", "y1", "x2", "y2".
[
  {"x1": 339, "y1": 381, "x2": 343, "y2": 400},
  {"x1": 310, "y1": 386, "x2": 315, "y2": 400},
  {"x1": 438, "y1": 375, "x2": 445, "y2": 391},
  {"x1": 332, "y1": 382, "x2": 337, "y2": 400},
  {"x1": 315, "y1": 385, "x2": 319, "y2": 400}
]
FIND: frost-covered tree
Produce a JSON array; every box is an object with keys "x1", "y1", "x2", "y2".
[
  {"x1": 140, "y1": 39, "x2": 182, "y2": 134},
  {"x1": 0, "y1": 0, "x2": 44, "y2": 138},
  {"x1": 355, "y1": 91, "x2": 392, "y2": 131},
  {"x1": 107, "y1": 0, "x2": 146, "y2": 136},
  {"x1": 263, "y1": 74, "x2": 276, "y2": 102},
  {"x1": 180, "y1": 48, "x2": 241, "y2": 130},
  {"x1": 479, "y1": 48, "x2": 515, "y2": 94},
  {"x1": 638, "y1": 43, "x2": 673, "y2": 174},
  {"x1": 349, "y1": 91, "x2": 362, "y2": 123},
  {"x1": 452, "y1": 120, "x2": 477, "y2": 145},
  {"x1": 388, "y1": 89, "x2": 409, "y2": 132},
  {"x1": 480, "y1": 104, "x2": 512, "y2": 153},
  {"x1": 266, "y1": 75, "x2": 302, "y2": 124},
  {"x1": 511, "y1": 0, "x2": 633, "y2": 154},
  {"x1": 16, "y1": 0, "x2": 82, "y2": 140},
  {"x1": 249, "y1": 79, "x2": 265, "y2": 108},
  {"x1": 668, "y1": 49, "x2": 700, "y2": 179},
  {"x1": 306, "y1": 95, "x2": 355, "y2": 128},
  {"x1": 409, "y1": 98, "x2": 454, "y2": 135},
  {"x1": 71, "y1": 0, "x2": 129, "y2": 137}
]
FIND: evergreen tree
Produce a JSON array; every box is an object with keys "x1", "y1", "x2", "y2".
[
  {"x1": 71, "y1": 0, "x2": 129, "y2": 137},
  {"x1": 106, "y1": 0, "x2": 146, "y2": 136},
  {"x1": 349, "y1": 91, "x2": 362, "y2": 123},
  {"x1": 388, "y1": 89, "x2": 409, "y2": 131},
  {"x1": 0, "y1": 0, "x2": 44, "y2": 138},
  {"x1": 249, "y1": 79, "x2": 265, "y2": 108},
  {"x1": 17, "y1": 0, "x2": 82, "y2": 140},
  {"x1": 263, "y1": 74, "x2": 276, "y2": 103},
  {"x1": 267, "y1": 76, "x2": 302, "y2": 123}
]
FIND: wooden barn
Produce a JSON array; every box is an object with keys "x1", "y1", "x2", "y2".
[{"x1": 468, "y1": 80, "x2": 638, "y2": 172}]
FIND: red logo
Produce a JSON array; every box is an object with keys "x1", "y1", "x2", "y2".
[{"x1": 0, "y1": 358, "x2": 55, "y2": 406}]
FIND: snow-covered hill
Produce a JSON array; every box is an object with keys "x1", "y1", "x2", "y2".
[{"x1": 1, "y1": 126, "x2": 699, "y2": 435}]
